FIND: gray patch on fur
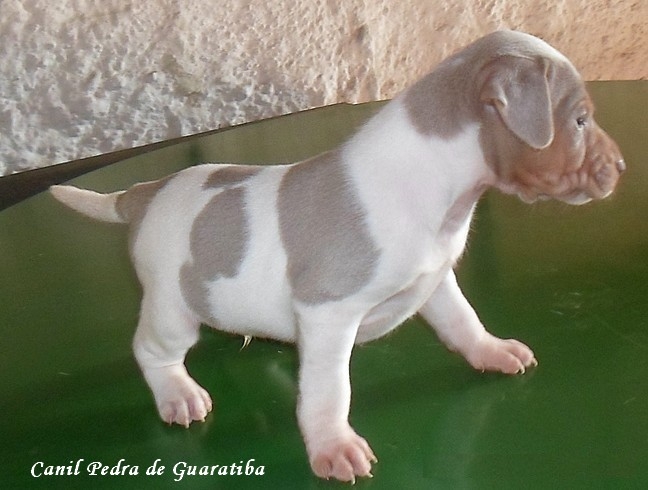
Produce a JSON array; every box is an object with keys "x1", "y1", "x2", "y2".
[
  {"x1": 179, "y1": 262, "x2": 220, "y2": 327},
  {"x1": 203, "y1": 165, "x2": 263, "y2": 190},
  {"x1": 116, "y1": 175, "x2": 173, "y2": 251},
  {"x1": 191, "y1": 186, "x2": 248, "y2": 278},
  {"x1": 116, "y1": 176, "x2": 172, "y2": 226},
  {"x1": 404, "y1": 68, "x2": 475, "y2": 138},
  {"x1": 180, "y1": 186, "x2": 250, "y2": 325},
  {"x1": 404, "y1": 30, "x2": 561, "y2": 138},
  {"x1": 278, "y1": 150, "x2": 380, "y2": 304}
]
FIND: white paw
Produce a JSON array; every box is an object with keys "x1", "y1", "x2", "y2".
[
  {"x1": 465, "y1": 334, "x2": 538, "y2": 375},
  {"x1": 307, "y1": 428, "x2": 377, "y2": 483},
  {"x1": 144, "y1": 365, "x2": 213, "y2": 428}
]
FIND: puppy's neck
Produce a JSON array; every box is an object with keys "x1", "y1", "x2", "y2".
[{"x1": 344, "y1": 103, "x2": 496, "y2": 236}]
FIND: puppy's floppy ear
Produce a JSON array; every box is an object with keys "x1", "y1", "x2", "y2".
[{"x1": 480, "y1": 56, "x2": 554, "y2": 150}]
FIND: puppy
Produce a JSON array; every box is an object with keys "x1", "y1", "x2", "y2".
[{"x1": 50, "y1": 30, "x2": 624, "y2": 483}]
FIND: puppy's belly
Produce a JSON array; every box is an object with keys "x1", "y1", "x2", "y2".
[
  {"x1": 356, "y1": 271, "x2": 444, "y2": 343},
  {"x1": 185, "y1": 262, "x2": 299, "y2": 342}
]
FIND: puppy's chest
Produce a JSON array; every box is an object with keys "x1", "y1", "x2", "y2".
[
  {"x1": 405, "y1": 224, "x2": 468, "y2": 290},
  {"x1": 398, "y1": 199, "x2": 475, "y2": 271},
  {"x1": 372, "y1": 214, "x2": 472, "y2": 305}
]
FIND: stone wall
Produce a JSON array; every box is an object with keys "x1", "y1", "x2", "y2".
[{"x1": 1, "y1": 0, "x2": 646, "y2": 175}]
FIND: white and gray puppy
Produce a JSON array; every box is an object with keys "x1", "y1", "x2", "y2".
[{"x1": 51, "y1": 31, "x2": 624, "y2": 483}]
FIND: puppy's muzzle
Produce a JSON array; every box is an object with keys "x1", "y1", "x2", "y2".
[
  {"x1": 545, "y1": 125, "x2": 626, "y2": 205},
  {"x1": 583, "y1": 125, "x2": 625, "y2": 201}
]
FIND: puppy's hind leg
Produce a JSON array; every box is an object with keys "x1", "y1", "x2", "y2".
[{"x1": 133, "y1": 290, "x2": 212, "y2": 428}]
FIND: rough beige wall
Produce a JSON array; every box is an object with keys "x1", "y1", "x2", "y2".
[{"x1": 1, "y1": 0, "x2": 646, "y2": 175}]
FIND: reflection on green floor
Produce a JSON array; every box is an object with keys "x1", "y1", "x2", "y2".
[{"x1": 1, "y1": 81, "x2": 647, "y2": 489}]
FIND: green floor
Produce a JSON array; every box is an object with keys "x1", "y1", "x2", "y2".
[{"x1": 1, "y1": 81, "x2": 647, "y2": 489}]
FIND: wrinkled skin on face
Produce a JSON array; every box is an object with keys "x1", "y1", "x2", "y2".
[{"x1": 480, "y1": 59, "x2": 625, "y2": 204}]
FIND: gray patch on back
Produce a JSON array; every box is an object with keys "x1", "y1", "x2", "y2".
[
  {"x1": 180, "y1": 186, "x2": 250, "y2": 326},
  {"x1": 278, "y1": 150, "x2": 380, "y2": 304},
  {"x1": 116, "y1": 175, "x2": 173, "y2": 252},
  {"x1": 203, "y1": 165, "x2": 262, "y2": 190},
  {"x1": 116, "y1": 176, "x2": 172, "y2": 226}
]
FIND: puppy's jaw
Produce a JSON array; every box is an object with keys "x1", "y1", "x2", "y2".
[{"x1": 498, "y1": 159, "x2": 622, "y2": 205}]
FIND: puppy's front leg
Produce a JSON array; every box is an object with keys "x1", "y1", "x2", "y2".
[
  {"x1": 420, "y1": 271, "x2": 537, "y2": 374},
  {"x1": 296, "y1": 312, "x2": 377, "y2": 483}
]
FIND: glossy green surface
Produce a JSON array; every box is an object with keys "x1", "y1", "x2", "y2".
[{"x1": 1, "y1": 82, "x2": 646, "y2": 489}]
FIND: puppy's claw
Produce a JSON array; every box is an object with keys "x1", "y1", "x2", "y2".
[
  {"x1": 519, "y1": 357, "x2": 539, "y2": 375},
  {"x1": 240, "y1": 335, "x2": 252, "y2": 350},
  {"x1": 466, "y1": 335, "x2": 537, "y2": 375}
]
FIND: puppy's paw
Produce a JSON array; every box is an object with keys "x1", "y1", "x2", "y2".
[
  {"x1": 158, "y1": 377, "x2": 213, "y2": 428},
  {"x1": 145, "y1": 365, "x2": 213, "y2": 428},
  {"x1": 308, "y1": 429, "x2": 377, "y2": 483},
  {"x1": 466, "y1": 334, "x2": 538, "y2": 375}
]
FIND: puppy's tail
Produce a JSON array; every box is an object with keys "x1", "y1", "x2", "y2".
[{"x1": 50, "y1": 185, "x2": 127, "y2": 224}]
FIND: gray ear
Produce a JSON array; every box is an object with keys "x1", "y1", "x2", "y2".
[{"x1": 480, "y1": 56, "x2": 554, "y2": 150}]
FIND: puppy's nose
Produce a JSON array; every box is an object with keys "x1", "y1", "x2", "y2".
[{"x1": 616, "y1": 159, "x2": 626, "y2": 173}]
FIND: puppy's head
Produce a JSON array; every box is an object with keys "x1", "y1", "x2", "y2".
[{"x1": 478, "y1": 34, "x2": 625, "y2": 204}]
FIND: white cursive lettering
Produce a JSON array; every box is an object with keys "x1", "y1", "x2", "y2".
[{"x1": 31, "y1": 460, "x2": 84, "y2": 478}]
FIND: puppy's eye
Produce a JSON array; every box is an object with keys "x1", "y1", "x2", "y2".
[{"x1": 576, "y1": 115, "x2": 588, "y2": 129}]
